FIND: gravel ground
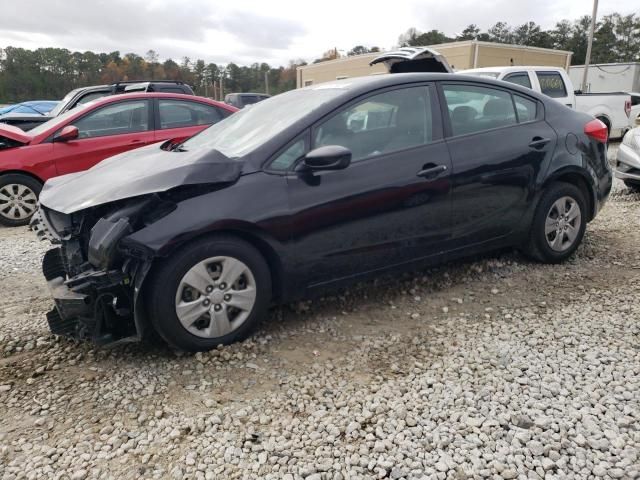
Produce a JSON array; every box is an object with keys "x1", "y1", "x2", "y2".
[{"x1": 0, "y1": 144, "x2": 639, "y2": 480}]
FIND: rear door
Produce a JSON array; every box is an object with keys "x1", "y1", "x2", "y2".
[
  {"x1": 52, "y1": 99, "x2": 154, "y2": 176},
  {"x1": 284, "y1": 84, "x2": 452, "y2": 288},
  {"x1": 154, "y1": 99, "x2": 226, "y2": 142},
  {"x1": 439, "y1": 82, "x2": 557, "y2": 248}
]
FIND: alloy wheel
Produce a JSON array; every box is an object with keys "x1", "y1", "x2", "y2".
[
  {"x1": 174, "y1": 256, "x2": 257, "y2": 338},
  {"x1": 545, "y1": 196, "x2": 582, "y2": 252},
  {"x1": 0, "y1": 184, "x2": 38, "y2": 221}
]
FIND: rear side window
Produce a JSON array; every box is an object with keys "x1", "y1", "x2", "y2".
[
  {"x1": 158, "y1": 87, "x2": 187, "y2": 94},
  {"x1": 443, "y1": 84, "x2": 517, "y2": 136},
  {"x1": 536, "y1": 72, "x2": 568, "y2": 98},
  {"x1": 514, "y1": 95, "x2": 538, "y2": 123},
  {"x1": 158, "y1": 100, "x2": 222, "y2": 129},
  {"x1": 503, "y1": 72, "x2": 532, "y2": 89}
]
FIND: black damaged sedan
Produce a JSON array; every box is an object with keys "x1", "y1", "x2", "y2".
[{"x1": 32, "y1": 73, "x2": 612, "y2": 351}]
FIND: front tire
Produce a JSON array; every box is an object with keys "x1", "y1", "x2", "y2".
[
  {"x1": 146, "y1": 235, "x2": 271, "y2": 352},
  {"x1": 0, "y1": 174, "x2": 42, "y2": 227},
  {"x1": 523, "y1": 182, "x2": 587, "y2": 263}
]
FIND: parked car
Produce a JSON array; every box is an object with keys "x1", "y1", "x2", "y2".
[
  {"x1": 459, "y1": 66, "x2": 632, "y2": 138},
  {"x1": 32, "y1": 73, "x2": 612, "y2": 351},
  {"x1": 0, "y1": 81, "x2": 194, "y2": 131},
  {"x1": 0, "y1": 100, "x2": 61, "y2": 131},
  {"x1": 0, "y1": 101, "x2": 59, "y2": 115},
  {"x1": 615, "y1": 116, "x2": 640, "y2": 191},
  {"x1": 0, "y1": 93, "x2": 236, "y2": 226},
  {"x1": 628, "y1": 92, "x2": 640, "y2": 129},
  {"x1": 224, "y1": 93, "x2": 270, "y2": 109}
]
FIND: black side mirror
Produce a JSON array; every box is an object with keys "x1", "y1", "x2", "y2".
[{"x1": 302, "y1": 145, "x2": 351, "y2": 171}]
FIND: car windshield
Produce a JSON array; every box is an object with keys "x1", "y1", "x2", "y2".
[
  {"x1": 180, "y1": 87, "x2": 346, "y2": 158},
  {"x1": 28, "y1": 102, "x2": 93, "y2": 137},
  {"x1": 48, "y1": 89, "x2": 82, "y2": 117}
]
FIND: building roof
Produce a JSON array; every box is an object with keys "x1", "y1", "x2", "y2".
[{"x1": 298, "y1": 40, "x2": 572, "y2": 72}]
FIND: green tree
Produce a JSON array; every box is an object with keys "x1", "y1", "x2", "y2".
[
  {"x1": 457, "y1": 24, "x2": 480, "y2": 41},
  {"x1": 487, "y1": 22, "x2": 512, "y2": 43}
]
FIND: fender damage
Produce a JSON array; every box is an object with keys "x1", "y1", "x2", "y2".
[{"x1": 31, "y1": 143, "x2": 244, "y2": 345}]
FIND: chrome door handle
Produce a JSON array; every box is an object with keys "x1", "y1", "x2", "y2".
[{"x1": 417, "y1": 164, "x2": 447, "y2": 179}]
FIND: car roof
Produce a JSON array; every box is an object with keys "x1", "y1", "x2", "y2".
[
  {"x1": 460, "y1": 66, "x2": 564, "y2": 74},
  {"x1": 85, "y1": 92, "x2": 235, "y2": 111},
  {"x1": 300, "y1": 72, "x2": 544, "y2": 98}
]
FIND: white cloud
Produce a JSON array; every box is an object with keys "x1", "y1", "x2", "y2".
[{"x1": 0, "y1": 0, "x2": 638, "y2": 65}]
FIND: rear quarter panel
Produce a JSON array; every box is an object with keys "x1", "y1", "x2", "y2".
[{"x1": 538, "y1": 101, "x2": 611, "y2": 219}]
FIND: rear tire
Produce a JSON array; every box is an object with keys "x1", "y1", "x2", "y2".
[
  {"x1": 0, "y1": 174, "x2": 42, "y2": 227},
  {"x1": 624, "y1": 180, "x2": 640, "y2": 192},
  {"x1": 146, "y1": 235, "x2": 271, "y2": 352},
  {"x1": 523, "y1": 182, "x2": 587, "y2": 263}
]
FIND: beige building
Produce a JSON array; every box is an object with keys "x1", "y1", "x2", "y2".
[{"x1": 297, "y1": 41, "x2": 573, "y2": 88}]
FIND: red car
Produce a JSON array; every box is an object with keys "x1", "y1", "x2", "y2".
[{"x1": 0, "y1": 93, "x2": 237, "y2": 226}]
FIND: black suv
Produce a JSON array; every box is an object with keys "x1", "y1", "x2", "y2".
[
  {"x1": 0, "y1": 81, "x2": 194, "y2": 131},
  {"x1": 224, "y1": 93, "x2": 270, "y2": 109}
]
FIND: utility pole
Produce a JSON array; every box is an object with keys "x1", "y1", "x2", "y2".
[
  {"x1": 264, "y1": 71, "x2": 269, "y2": 95},
  {"x1": 581, "y1": 0, "x2": 598, "y2": 92}
]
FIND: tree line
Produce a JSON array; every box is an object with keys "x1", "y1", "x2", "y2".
[
  {"x1": 0, "y1": 48, "x2": 305, "y2": 103},
  {"x1": 0, "y1": 11, "x2": 638, "y2": 103},
  {"x1": 395, "y1": 12, "x2": 640, "y2": 65}
]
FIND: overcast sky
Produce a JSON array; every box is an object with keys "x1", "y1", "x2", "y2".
[{"x1": 1, "y1": 0, "x2": 638, "y2": 66}]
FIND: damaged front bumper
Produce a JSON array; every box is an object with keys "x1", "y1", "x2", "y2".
[
  {"x1": 42, "y1": 245, "x2": 152, "y2": 346},
  {"x1": 32, "y1": 204, "x2": 155, "y2": 346}
]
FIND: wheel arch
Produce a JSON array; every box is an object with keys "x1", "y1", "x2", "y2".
[
  {"x1": 541, "y1": 168, "x2": 596, "y2": 221},
  {"x1": 0, "y1": 169, "x2": 45, "y2": 185},
  {"x1": 146, "y1": 227, "x2": 286, "y2": 303}
]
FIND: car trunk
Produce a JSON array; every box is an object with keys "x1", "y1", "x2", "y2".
[{"x1": 370, "y1": 47, "x2": 453, "y2": 74}]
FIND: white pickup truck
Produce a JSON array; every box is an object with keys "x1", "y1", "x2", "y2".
[
  {"x1": 459, "y1": 66, "x2": 632, "y2": 138},
  {"x1": 369, "y1": 49, "x2": 632, "y2": 138}
]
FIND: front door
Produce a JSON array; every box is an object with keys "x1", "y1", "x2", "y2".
[
  {"x1": 52, "y1": 99, "x2": 154, "y2": 176},
  {"x1": 285, "y1": 85, "x2": 452, "y2": 289},
  {"x1": 439, "y1": 82, "x2": 557, "y2": 248}
]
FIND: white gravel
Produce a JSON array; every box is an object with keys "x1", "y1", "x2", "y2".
[{"x1": 0, "y1": 143, "x2": 639, "y2": 479}]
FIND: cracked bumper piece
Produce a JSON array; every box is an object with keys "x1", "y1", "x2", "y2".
[
  {"x1": 43, "y1": 247, "x2": 144, "y2": 346},
  {"x1": 615, "y1": 143, "x2": 640, "y2": 181}
]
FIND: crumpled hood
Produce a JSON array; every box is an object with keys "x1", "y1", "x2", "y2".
[
  {"x1": 0, "y1": 123, "x2": 32, "y2": 144},
  {"x1": 39, "y1": 142, "x2": 244, "y2": 214}
]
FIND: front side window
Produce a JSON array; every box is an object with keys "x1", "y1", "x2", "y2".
[
  {"x1": 313, "y1": 86, "x2": 433, "y2": 162},
  {"x1": 159, "y1": 100, "x2": 222, "y2": 129},
  {"x1": 270, "y1": 138, "x2": 306, "y2": 171},
  {"x1": 180, "y1": 87, "x2": 345, "y2": 158},
  {"x1": 536, "y1": 72, "x2": 568, "y2": 98},
  {"x1": 73, "y1": 100, "x2": 150, "y2": 139},
  {"x1": 76, "y1": 92, "x2": 108, "y2": 107},
  {"x1": 503, "y1": 72, "x2": 532, "y2": 89},
  {"x1": 443, "y1": 84, "x2": 517, "y2": 136}
]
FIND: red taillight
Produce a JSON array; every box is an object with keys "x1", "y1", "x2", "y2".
[
  {"x1": 624, "y1": 99, "x2": 631, "y2": 118},
  {"x1": 584, "y1": 119, "x2": 608, "y2": 143}
]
